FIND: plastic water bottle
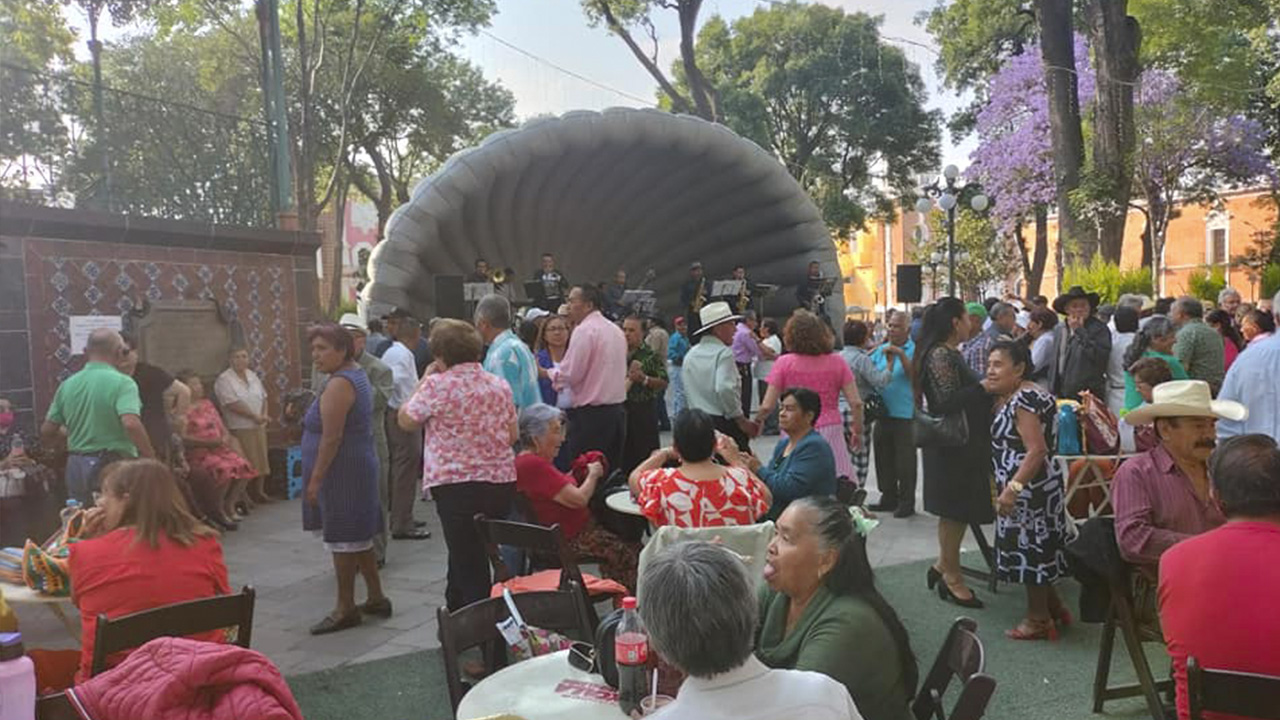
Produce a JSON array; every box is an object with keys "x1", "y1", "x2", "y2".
[
  {"x1": 0, "y1": 632, "x2": 36, "y2": 720},
  {"x1": 615, "y1": 596, "x2": 648, "y2": 716},
  {"x1": 61, "y1": 498, "x2": 81, "y2": 524}
]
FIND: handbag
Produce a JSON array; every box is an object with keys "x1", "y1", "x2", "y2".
[
  {"x1": 1078, "y1": 391, "x2": 1120, "y2": 456},
  {"x1": 912, "y1": 408, "x2": 969, "y2": 447},
  {"x1": 497, "y1": 588, "x2": 575, "y2": 663},
  {"x1": 863, "y1": 392, "x2": 886, "y2": 423}
]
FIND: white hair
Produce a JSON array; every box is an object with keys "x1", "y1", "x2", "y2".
[
  {"x1": 474, "y1": 294, "x2": 512, "y2": 329},
  {"x1": 1218, "y1": 287, "x2": 1241, "y2": 303},
  {"x1": 517, "y1": 403, "x2": 563, "y2": 449}
]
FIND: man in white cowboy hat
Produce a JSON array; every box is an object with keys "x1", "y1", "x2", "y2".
[
  {"x1": 313, "y1": 313, "x2": 400, "y2": 560},
  {"x1": 682, "y1": 301, "x2": 759, "y2": 450},
  {"x1": 1112, "y1": 380, "x2": 1247, "y2": 578},
  {"x1": 1046, "y1": 285, "x2": 1112, "y2": 401}
]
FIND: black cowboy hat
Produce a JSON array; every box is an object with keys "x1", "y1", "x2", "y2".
[{"x1": 1052, "y1": 286, "x2": 1101, "y2": 314}]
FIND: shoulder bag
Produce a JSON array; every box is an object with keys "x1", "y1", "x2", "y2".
[{"x1": 912, "y1": 349, "x2": 969, "y2": 448}]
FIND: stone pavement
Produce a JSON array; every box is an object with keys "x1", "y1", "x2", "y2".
[{"x1": 12, "y1": 434, "x2": 985, "y2": 677}]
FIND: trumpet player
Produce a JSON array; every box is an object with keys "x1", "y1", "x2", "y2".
[{"x1": 469, "y1": 258, "x2": 491, "y2": 284}]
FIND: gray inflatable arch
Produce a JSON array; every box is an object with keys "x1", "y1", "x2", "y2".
[{"x1": 364, "y1": 107, "x2": 842, "y2": 322}]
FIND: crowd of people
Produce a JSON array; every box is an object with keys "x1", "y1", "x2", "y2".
[{"x1": 7, "y1": 258, "x2": 1280, "y2": 719}]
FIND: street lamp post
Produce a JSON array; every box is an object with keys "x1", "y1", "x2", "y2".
[
  {"x1": 916, "y1": 165, "x2": 989, "y2": 298},
  {"x1": 924, "y1": 251, "x2": 943, "y2": 299}
]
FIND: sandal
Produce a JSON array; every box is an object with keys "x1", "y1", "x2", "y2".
[
  {"x1": 310, "y1": 611, "x2": 362, "y2": 635},
  {"x1": 1005, "y1": 619, "x2": 1058, "y2": 641},
  {"x1": 1051, "y1": 606, "x2": 1074, "y2": 627}
]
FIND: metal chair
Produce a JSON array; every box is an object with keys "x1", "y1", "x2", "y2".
[
  {"x1": 912, "y1": 617, "x2": 997, "y2": 720},
  {"x1": 475, "y1": 514, "x2": 609, "y2": 625},
  {"x1": 90, "y1": 585, "x2": 255, "y2": 676},
  {"x1": 436, "y1": 583, "x2": 594, "y2": 716},
  {"x1": 1187, "y1": 656, "x2": 1280, "y2": 720}
]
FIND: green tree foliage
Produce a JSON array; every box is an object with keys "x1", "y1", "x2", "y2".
[
  {"x1": 1060, "y1": 256, "x2": 1153, "y2": 304},
  {"x1": 1186, "y1": 266, "x2": 1227, "y2": 302},
  {"x1": 0, "y1": 0, "x2": 75, "y2": 191},
  {"x1": 917, "y1": 208, "x2": 1018, "y2": 299},
  {"x1": 1261, "y1": 264, "x2": 1280, "y2": 300},
  {"x1": 683, "y1": 2, "x2": 940, "y2": 235}
]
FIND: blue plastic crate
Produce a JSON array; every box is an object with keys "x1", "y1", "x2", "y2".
[{"x1": 286, "y1": 445, "x2": 304, "y2": 499}]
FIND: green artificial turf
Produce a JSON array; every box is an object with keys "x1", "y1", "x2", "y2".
[{"x1": 287, "y1": 557, "x2": 1170, "y2": 720}]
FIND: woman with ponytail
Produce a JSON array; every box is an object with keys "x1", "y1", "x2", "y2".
[
  {"x1": 756, "y1": 496, "x2": 916, "y2": 720},
  {"x1": 1122, "y1": 316, "x2": 1189, "y2": 412}
]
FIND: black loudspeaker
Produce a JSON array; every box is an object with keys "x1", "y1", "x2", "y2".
[
  {"x1": 434, "y1": 275, "x2": 466, "y2": 319},
  {"x1": 896, "y1": 265, "x2": 923, "y2": 304}
]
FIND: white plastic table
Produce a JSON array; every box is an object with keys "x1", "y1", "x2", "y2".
[
  {"x1": 604, "y1": 491, "x2": 644, "y2": 518},
  {"x1": 1, "y1": 581, "x2": 80, "y2": 642},
  {"x1": 456, "y1": 649, "x2": 630, "y2": 720}
]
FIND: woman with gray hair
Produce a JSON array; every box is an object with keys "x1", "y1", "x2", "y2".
[
  {"x1": 514, "y1": 403, "x2": 640, "y2": 590},
  {"x1": 640, "y1": 541, "x2": 863, "y2": 720},
  {"x1": 1122, "y1": 316, "x2": 1189, "y2": 412}
]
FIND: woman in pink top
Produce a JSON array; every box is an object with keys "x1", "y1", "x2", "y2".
[
  {"x1": 754, "y1": 311, "x2": 863, "y2": 483},
  {"x1": 398, "y1": 319, "x2": 518, "y2": 611}
]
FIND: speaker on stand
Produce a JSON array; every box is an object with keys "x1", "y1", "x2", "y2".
[
  {"x1": 896, "y1": 265, "x2": 922, "y2": 305},
  {"x1": 434, "y1": 275, "x2": 466, "y2": 320}
]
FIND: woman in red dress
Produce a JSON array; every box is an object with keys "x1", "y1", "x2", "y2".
[{"x1": 176, "y1": 371, "x2": 257, "y2": 522}]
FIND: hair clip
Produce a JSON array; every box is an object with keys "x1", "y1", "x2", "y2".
[{"x1": 849, "y1": 506, "x2": 879, "y2": 537}]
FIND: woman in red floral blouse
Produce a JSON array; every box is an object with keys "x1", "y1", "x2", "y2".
[
  {"x1": 175, "y1": 371, "x2": 257, "y2": 523},
  {"x1": 629, "y1": 409, "x2": 772, "y2": 527}
]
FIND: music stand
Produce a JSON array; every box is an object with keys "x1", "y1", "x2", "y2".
[
  {"x1": 523, "y1": 280, "x2": 545, "y2": 306},
  {"x1": 711, "y1": 280, "x2": 745, "y2": 298},
  {"x1": 621, "y1": 290, "x2": 656, "y2": 316}
]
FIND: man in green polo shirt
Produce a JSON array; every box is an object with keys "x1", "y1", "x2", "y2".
[{"x1": 41, "y1": 328, "x2": 153, "y2": 503}]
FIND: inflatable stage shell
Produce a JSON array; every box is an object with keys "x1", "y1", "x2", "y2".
[{"x1": 364, "y1": 107, "x2": 842, "y2": 322}]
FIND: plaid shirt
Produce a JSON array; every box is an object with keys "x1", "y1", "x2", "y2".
[{"x1": 1173, "y1": 319, "x2": 1225, "y2": 394}]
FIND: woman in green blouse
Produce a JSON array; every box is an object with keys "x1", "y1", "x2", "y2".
[
  {"x1": 756, "y1": 495, "x2": 916, "y2": 720},
  {"x1": 1122, "y1": 316, "x2": 1189, "y2": 412}
]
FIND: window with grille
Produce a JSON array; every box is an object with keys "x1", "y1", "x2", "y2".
[{"x1": 1209, "y1": 228, "x2": 1228, "y2": 265}]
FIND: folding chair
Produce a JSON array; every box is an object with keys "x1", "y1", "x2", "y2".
[
  {"x1": 959, "y1": 523, "x2": 1000, "y2": 594},
  {"x1": 912, "y1": 617, "x2": 997, "y2": 720},
  {"x1": 90, "y1": 585, "x2": 255, "y2": 676},
  {"x1": 1089, "y1": 532, "x2": 1172, "y2": 719},
  {"x1": 35, "y1": 693, "x2": 80, "y2": 720},
  {"x1": 1187, "y1": 656, "x2": 1280, "y2": 720},
  {"x1": 474, "y1": 514, "x2": 609, "y2": 625},
  {"x1": 436, "y1": 583, "x2": 594, "y2": 716}
]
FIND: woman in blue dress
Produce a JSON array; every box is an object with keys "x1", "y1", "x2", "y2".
[
  {"x1": 302, "y1": 323, "x2": 390, "y2": 635},
  {"x1": 981, "y1": 340, "x2": 1069, "y2": 641}
]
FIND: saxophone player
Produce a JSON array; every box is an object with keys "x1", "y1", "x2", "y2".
[
  {"x1": 680, "y1": 261, "x2": 711, "y2": 334},
  {"x1": 731, "y1": 265, "x2": 753, "y2": 315}
]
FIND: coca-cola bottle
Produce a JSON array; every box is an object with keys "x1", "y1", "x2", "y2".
[{"x1": 614, "y1": 596, "x2": 648, "y2": 715}]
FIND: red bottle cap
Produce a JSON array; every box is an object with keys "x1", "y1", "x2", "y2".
[{"x1": 621, "y1": 596, "x2": 637, "y2": 610}]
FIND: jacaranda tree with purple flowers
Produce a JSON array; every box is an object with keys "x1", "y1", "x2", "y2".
[
  {"x1": 1132, "y1": 69, "x2": 1276, "y2": 287},
  {"x1": 968, "y1": 37, "x2": 1093, "y2": 296}
]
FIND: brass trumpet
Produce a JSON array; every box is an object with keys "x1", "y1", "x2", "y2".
[{"x1": 491, "y1": 268, "x2": 507, "y2": 285}]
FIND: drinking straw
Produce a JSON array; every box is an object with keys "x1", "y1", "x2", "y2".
[{"x1": 650, "y1": 666, "x2": 659, "y2": 710}]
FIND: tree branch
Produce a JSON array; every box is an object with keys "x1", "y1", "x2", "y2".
[{"x1": 593, "y1": 0, "x2": 693, "y2": 114}]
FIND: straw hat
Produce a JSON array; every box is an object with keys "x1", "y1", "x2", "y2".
[
  {"x1": 338, "y1": 313, "x2": 368, "y2": 334},
  {"x1": 693, "y1": 301, "x2": 742, "y2": 336},
  {"x1": 1124, "y1": 380, "x2": 1248, "y2": 426}
]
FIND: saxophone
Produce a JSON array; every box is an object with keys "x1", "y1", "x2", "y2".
[
  {"x1": 737, "y1": 279, "x2": 750, "y2": 314},
  {"x1": 692, "y1": 277, "x2": 706, "y2": 314}
]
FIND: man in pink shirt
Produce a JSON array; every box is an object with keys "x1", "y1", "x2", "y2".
[
  {"x1": 1159, "y1": 434, "x2": 1280, "y2": 720},
  {"x1": 547, "y1": 284, "x2": 629, "y2": 472},
  {"x1": 731, "y1": 310, "x2": 776, "y2": 420}
]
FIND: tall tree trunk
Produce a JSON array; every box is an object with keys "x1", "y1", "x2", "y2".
[
  {"x1": 87, "y1": 3, "x2": 111, "y2": 210},
  {"x1": 1089, "y1": 0, "x2": 1141, "y2": 263},
  {"x1": 678, "y1": 0, "x2": 717, "y2": 121},
  {"x1": 325, "y1": 178, "x2": 347, "y2": 313},
  {"x1": 1031, "y1": 206, "x2": 1050, "y2": 296},
  {"x1": 1036, "y1": 0, "x2": 1086, "y2": 265},
  {"x1": 294, "y1": 0, "x2": 315, "y2": 231},
  {"x1": 1147, "y1": 190, "x2": 1167, "y2": 294},
  {"x1": 1137, "y1": 205, "x2": 1153, "y2": 272}
]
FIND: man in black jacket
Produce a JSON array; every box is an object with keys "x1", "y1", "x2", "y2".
[{"x1": 1047, "y1": 286, "x2": 1112, "y2": 401}]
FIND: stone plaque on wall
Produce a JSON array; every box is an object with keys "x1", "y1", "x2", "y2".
[{"x1": 133, "y1": 300, "x2": 238, "y2": 379}]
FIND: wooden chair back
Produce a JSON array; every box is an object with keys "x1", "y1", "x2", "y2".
[
  {"x1": 474, "y1": 514, "x2": 587, "y2": 588},
  {"x1": 912, "y1": 617, "x2": 997, "y2": 720},
  {"x1": 436, "y1": 583, "x2": 594, "y2": 716},
  {"x1": 90, "y1": 585, "x2": 255, "y2": 676},
  {"x1": 1188, "y1": 656, "x2": 1280, "y2": 720}
]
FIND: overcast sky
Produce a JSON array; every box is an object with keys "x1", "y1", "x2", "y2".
[
  {"x1": 457, "y1": 0, "x2": 976, "y2": 167},
  {"x1": 67, "y1": 0, "x2": 976, "y2": 168}
]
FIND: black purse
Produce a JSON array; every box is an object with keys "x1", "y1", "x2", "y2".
[{"x1": 912, "y1": 408, "x2": 969, "y2": 447}]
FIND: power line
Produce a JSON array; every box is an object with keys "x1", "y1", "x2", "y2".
[{"x1": 477, "y1": 30, "x2": 657, "y2": 107}]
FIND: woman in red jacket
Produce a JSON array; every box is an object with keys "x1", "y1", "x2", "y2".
[{"x1": 31, "y1": 459, "x2": 230, "y2": 692}]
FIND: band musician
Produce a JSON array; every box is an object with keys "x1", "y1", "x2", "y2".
[{"x1": 680, "y1": 261, "x2": 712, "y2": 335}]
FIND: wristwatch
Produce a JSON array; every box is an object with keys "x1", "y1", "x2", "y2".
[{"x1": 1008, "y1": 480, "x2": 1025, "y2": 494}]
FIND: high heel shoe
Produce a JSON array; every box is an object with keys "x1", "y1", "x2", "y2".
[
  {"x1": 1051, "y1": 606, "x2": 1073, "y2": 627},
  {"x1": 1005, "y1": 619, "x2": 1058, "y2": 641},
  {"x1": 937, "y1": 581, "x2": 985, "y2": 609},
  {"x1": 926, "y1": 566, "x2": 942, "y2": 591}
]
